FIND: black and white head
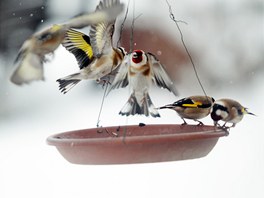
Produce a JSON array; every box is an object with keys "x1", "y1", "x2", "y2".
[{"x1": 210, "y1": 101, "x2": 229, "y2": 122}]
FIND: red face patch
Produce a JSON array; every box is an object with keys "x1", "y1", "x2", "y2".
[{"x1": 132, "y1": 50, "x2": 143, "y2": 64}]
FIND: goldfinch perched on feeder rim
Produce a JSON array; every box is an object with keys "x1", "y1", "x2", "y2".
[
  {"x1": 108, "y1": 49, "x2": 178, "y2": 118},
  {"x1": 210, "y1": 98, "x2": 255, "y2": 128},
  {"x1": 57, "y1": 0, "x2": 126, "y2": 94},
  {"x1": 158, "y1": 95, "x2": 215, "y2": 125},
  {"x1": 10, "y1": 0, "x2": 124, "y2": 85}
]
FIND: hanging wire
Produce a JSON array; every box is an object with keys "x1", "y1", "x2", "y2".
[
  {"x1": 129, "y1": 0, "x2": 143, "y2": 52},
  {"x1": 96, "y1": 0, "x2": 142, "y2": 138},
  {"x1": 96, "y1": 0, "x2": 132, "y2": 130},
  {"x1": 130, "y1": 13, "x2": 142, "y2": 52},
  {"x1": 129, "y1": 0, "x2": 136, "y2": 52},
  {"x1": 96, "y1": 83, "x2": 109, "y2": 128},
  {"x1": 123, "y1": 0, "x2": 142, "y2": 142},
  {"x1": 117, "y1": 0, "x2": 130, "y2": 47},
  {"x1": 165, "y1": 0, "x2": 208, "y2": 98}
]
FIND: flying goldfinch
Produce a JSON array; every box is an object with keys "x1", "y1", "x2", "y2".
[
  {"x1": 108, "y1": 49, "x2": 178, "y2": 118},
  {"x1": 210, "y1": 98, "x2": 255, "y2": 128},
  {"x1": 10, "y1": 0, "x2": 124, "y2": 85},
  {"x1": 56, "y1": 0, "x2": 126, "y2": 94},
  {"x1": 158, "y1": 95, "x2": 215, "y2": 125}
]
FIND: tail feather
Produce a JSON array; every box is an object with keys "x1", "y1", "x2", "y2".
[
  {"x1": 56, "y1": 73, "x2": 82, "y2": 94},
  {"x1": 119, "y1": 93, "x2": 160, "y2": 118}
]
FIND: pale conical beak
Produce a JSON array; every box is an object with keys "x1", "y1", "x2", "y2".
[
  {"x1": 247, "y1": 112, "x2": 256, "y2": 116},
  {"x1": 245, "y1": 108, "x2": 256, "y2": 116}
]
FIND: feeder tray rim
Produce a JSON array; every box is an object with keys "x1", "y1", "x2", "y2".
[{"x1": 47, "y1": 124, "x2": 226, "y2": 146}]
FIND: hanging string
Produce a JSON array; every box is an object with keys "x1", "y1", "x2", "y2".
[
  {"x1": 122, "y1": 0, "x2": 143, "y2": 142},
  {"x1": 130, "y1": 13, "x2": 142, "y2": 52},
  {"x1": 165, "y1": 0, "x2": 208, "y2": 98},
  {"x1": 96, "y1": 83, "x2": 109, "y2": 128},
  {"x1": 117, "y1": 0, "x2": 130, "y2": 47},
  {"x1": 129, "y1": 0, "x2": 143, "y2": 52},
  {"x1": 96, "y1": 76, "x2": 120, "y2": 137},
  {"x1": 122, "y1": 0, "x2": 137, "y2": 141},
  {"x1": 97, "y1": 0, "x2": 132, "y2": 132},
  {"x1": 96, "y1": 0, "x2": 143, "y2": 138},
  {"x1": 129, "y1": 0, "x2": 136, "y2": 52},
  {"x1": 96, "y1": 2, "x2": 132, "y2": 128}
]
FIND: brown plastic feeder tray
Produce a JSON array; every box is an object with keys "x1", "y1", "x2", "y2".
[{"x1": 46, "y1": 124, "x2": 226, "y2": 165}]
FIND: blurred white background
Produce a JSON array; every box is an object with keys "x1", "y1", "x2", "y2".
[{"x1": 0, "y1": 0, "x2": 264, "y2": 198}]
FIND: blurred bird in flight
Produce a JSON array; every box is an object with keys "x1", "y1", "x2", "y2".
[
  {"x1": 56, "y1": 0, "x2": 126, "y2": 93},
  {"x1": 10, "y1": 0, "x2": 124, "y2": 85}
]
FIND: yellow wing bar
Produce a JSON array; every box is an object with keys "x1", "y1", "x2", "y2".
[
  {"x1": 182, "y1": 101, "x2": 202, "y2": 108},
  {"x1": 66, "y1": 29, "x2": 93, "y2": 59},
  {"x1": 62, "y1": 29, "x2": 94, "y2": 69}
]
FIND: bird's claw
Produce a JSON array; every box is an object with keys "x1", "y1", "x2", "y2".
[
  {"x1": 221, "y1": 126, "x2": 230, "y2": 136},
  {"x1": 196, "y1": 120, "x2": 204, "y2": 126},
  {"x1": 96, "y1": 78, "x2": 111, "y2": 88},
  {"x1": 214, "y1": 124, "x2": 230, "y2": 136},
  {"x1": 181, "y1": 122, "x2": 187, "y2": 126}
]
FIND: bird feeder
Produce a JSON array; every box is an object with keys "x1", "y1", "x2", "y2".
[{"x1": 47, "y1": 124, "x2": 226, "y2": 165}]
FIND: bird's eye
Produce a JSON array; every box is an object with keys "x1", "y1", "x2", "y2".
[{"x1": 237, "y1": 109, "x2": 243, "y2": 115}]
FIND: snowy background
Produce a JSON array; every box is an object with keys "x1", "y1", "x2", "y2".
[{"x1": 0, "y1": 0, "x2": 264, "y2": 198}]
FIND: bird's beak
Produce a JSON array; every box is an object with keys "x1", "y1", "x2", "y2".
[
  {"x1": 156, "y1": 105, "x2": 174, "y2": 110},
  {"x1": 245, "y1": 108, "x2": 256, "y2": 116},
  {"x1": 247, "y1": 112, "x2": 256, "y2": 116}
]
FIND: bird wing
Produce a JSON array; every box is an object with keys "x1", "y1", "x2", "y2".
[
  {"x1": 107, "y1": 54, "x2": 130, "y2": 93},
  {"x1": 63, "y1": 1, "x2": 124, "y2": 29},
  {"x1": 14, "y1": 38, "x2": 31, "y2": 63},
  {"x1": 62, "y1": 29, "x2": 94, "y2": 69},
  {"x1": 147, "y1": 52, "x2": 178, "y2": 96},
  {"x1": 10, "y1": 25, "x2": 65, "y2": 85},
  {"x1": 175, "y1": 98, "x2": 201, "y2": 108},
  {"x1": 175, "y1": 97, "x2": 212, "y2": 108},
  {"x1": 89, "y1": 0, "x2": 121, "y2": 57},
  {"x1": 10, "y1": 52, "x2": 45, "y2": 85}
]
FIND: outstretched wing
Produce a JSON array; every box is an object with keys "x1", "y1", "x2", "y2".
[
  {"x1": 107, "y1": 54, "x2": 130, "y2": 93},
  {"x1": 64, "y1": 1, "x2": 124, "y2": 29},
  {"x1": 10, "y1": 52, "x2": 45, "y2": 85},
  {"x1": 147, "y1": 52, "x2": 178, "y2": 96},
  {"x1": 89, "y1": 0, "x2": 121, "y2": 57},
  {"x1": 62, "y1": 29, "x2": 94, "y2": 69}
]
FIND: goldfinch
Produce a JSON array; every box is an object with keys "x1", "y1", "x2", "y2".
[
  {"x1": 108, "y1": 49, "x2": 178, "y2": 117},
  {"x1": 56, "y1": 0, "x2": 126, "y2": 94},
  {"x1": 210, "y1": 98, "x2": 255, "y2": 128},
  {"x1": 10, "y1": 0, "x2": 124, "y2": 85},
  {"x1": 10, "y1": 24, "x2": 67, "y2": 85},
  {"x1": 158, "y1": 95, "x2": 215, "y2": 125}
]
